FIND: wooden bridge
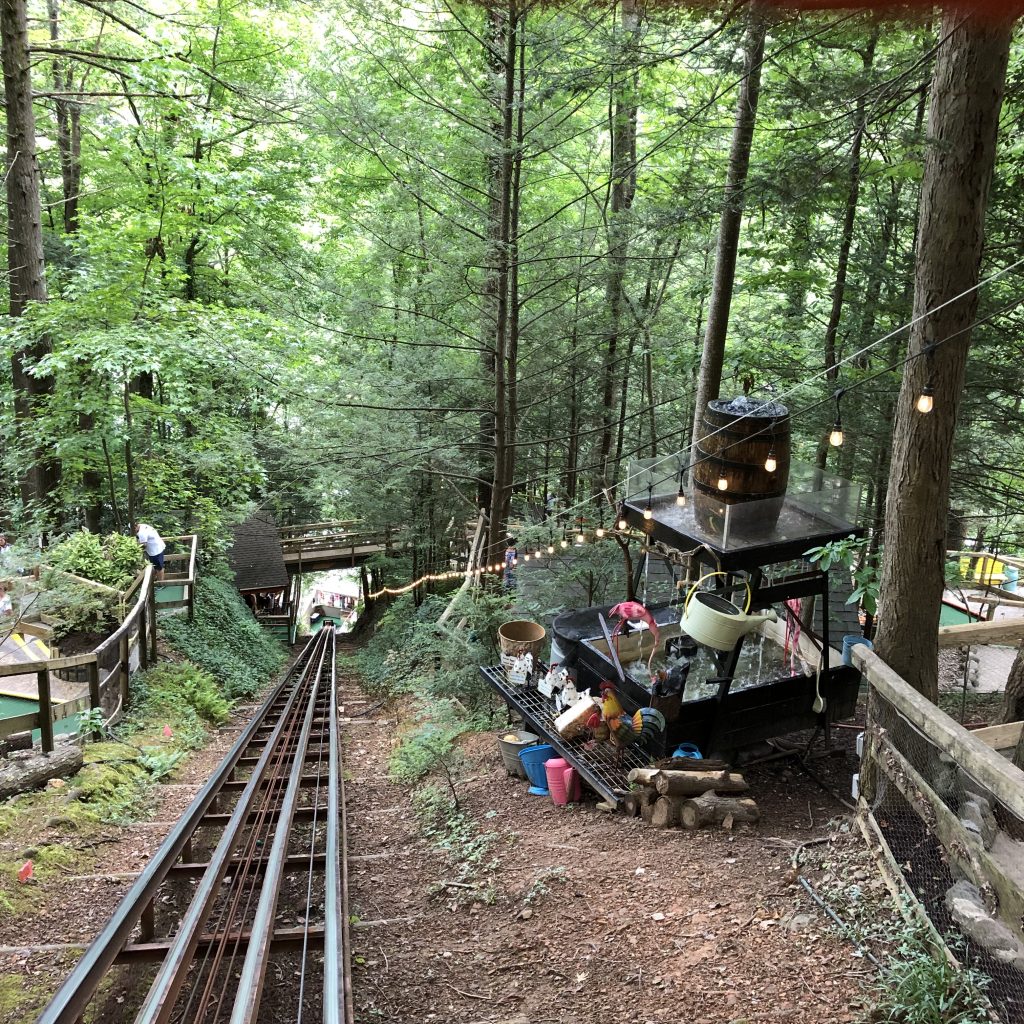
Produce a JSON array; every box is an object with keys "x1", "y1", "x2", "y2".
[{"x1": 279, "y1": 521, "x2": 397, "y2": 573}]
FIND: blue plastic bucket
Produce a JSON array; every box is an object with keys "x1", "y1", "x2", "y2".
[
  {"x1": 842, "y1": 635, "x2": 873, "y2": 667},
  {"x1": 672, "y1": 743, "x2": 703, "y2": 760},
  {"x1": 519, "y1": 743, "x2": 555, "y2": 796}
]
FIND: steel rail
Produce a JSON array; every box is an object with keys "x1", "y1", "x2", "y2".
[
  {"x1": 323, "y1": 627, "x2": 346, "y2": 1024},
  {"x1": 133, "y1": 630, "x2": 330, "y2": 1024},
  {"x1": 189, "y1": 641, "x2": 328, "y2": 1024},
  {"x1": 228, "y1": 641, "x2": 325, "y2": 1024},
  {"x1": 37, "y1": 633, "x2": 322, "y2": 1024}
]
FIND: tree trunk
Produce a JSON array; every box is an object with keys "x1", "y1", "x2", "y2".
[
  {"x1": 1001, "y1": 642, "x2": 1024, "y2": 725},
  {"x1": 46, "y1": 0, "x2": 81, "y2": 234},
  {"x1": 3, "y1": 0, "x2": 60, "y2": 518},
  {"x1": 823, "y1": 30, "x2": 878, "y2": 382},
  {"x1": 874, "y1": 14, "x2": 1012, "y2": 702},
  {"x1": 689, "y1": 8, "x2": 765, "y2": 477},
  {"x1": 597, "y1": 0, "x2": 641, "y2": 492}
]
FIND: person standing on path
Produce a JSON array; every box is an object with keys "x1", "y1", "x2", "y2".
[{"x1": 135, "y1": 522, "x2": 166, "y2": 581}]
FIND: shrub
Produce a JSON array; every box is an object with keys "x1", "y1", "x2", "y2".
[
  {"x1": 47, "y1": 530, "x2": 144, "y2": 590},
  {"x1": 160, "y1": 575, "x2": 286, "y2": 697},
  {"x1": 38, "y1": 572, "x2": 117, "y2": 641}
]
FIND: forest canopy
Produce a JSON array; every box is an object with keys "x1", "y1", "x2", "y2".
[{"x1": 1, "y1": 0, "x2": 1022, "y2": 615}]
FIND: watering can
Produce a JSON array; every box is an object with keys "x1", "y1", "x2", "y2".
[{"x1": 680, "y1": 572, "x2": 778, "y2": 652}]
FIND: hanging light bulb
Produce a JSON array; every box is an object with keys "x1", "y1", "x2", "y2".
[
  {"x1": 916, "y1": 384, "x2": 934, "y2": 414},
  {"x1": 617, "y1": 503, "x2": 628, "y2": 531},
  {"x1": 829, "y1": 387, "x2": 845, "y2": 447},
  {"x1": 560, "y1": 525, "x2": 569, "y2": 548},
  {"x1": 523, "y1": 551, "x2": 531, "y2": 562},
  {"x1": 676, "y1": 466, "x2": 686, "y2": 506},
  {"x1": 547, "y1": 535, "x2": 555, "y2": 554},
  {"x1": 596, "y1": 525, "x2": 606, "y2": 538},
  {"x1": 717, "y1": 473, "x2": 728, "y2": 491},
  {"x1": 576, "y1": 528, "x2": 585, "y2": 544},
  {"x1": 643, "y1": 484, "x2": 653, "y2": 520}
]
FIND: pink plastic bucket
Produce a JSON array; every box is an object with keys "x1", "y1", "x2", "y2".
[{"x1": 545, "y1": 758, "x2": 581, "y2": 806}]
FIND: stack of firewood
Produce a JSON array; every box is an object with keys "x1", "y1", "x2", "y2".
[{"x1": 621, "y1": 761, "x2": 760, "y2": 830}]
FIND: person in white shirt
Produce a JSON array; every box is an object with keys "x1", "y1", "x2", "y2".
[
  {"x1": 134, "y1": 522, "x2": 166, "y2": 580},
  {"x1": 0, "y1": 585, "x2": 12, "y2": 618},
  {"x1": 0, "y1": 534, "x2": 10, "y2": 554}
]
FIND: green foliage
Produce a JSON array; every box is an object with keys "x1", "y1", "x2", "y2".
[
  {"x1": 129, "y1": 661, "x2": 232, "y2": 751},
  {"x1": 159, "y1": 575, "x2": 285, "y2": 698},
  {"x1": 47, "y1": 531, "x2": 144, "y2": 589},
  {"x1": 389, "y1": 698, "x2": 480, "y2": 784},
  {"x1": 865, "y1": 931, "x2": 991, "y2": 1024},
  {"x1": 412, "y1": 782, "x2": 498, "y2": 893},
  {"x1": 806, "y1": 535, "x2": 880, "y2": 616},
  {"x1": 37, "y1": 573, "x2": 117, "y2": 641}
]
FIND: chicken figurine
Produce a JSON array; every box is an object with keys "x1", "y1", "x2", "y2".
[{"x1": 586, "y1": 681, "x2": 666, "y2": 760}]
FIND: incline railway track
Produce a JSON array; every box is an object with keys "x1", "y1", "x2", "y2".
[{"x1": 39, "y1": 628, "x2": 353, "y2": 1024}]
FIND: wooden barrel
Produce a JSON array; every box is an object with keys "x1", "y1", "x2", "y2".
[{"x1": 693, "y1": 398, "x2": 791, "y2": 538}]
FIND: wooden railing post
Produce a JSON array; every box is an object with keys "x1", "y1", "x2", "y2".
[
  {"x1": 149, "y1": 577, "x2": 158, "y2": 664},
  {"x1": 120, "y1": 633, "x2": 130, "y2": 708},
  {"x1": 139, "y1": 592, "x2": 149, "y2": 672},
  {"x1": 37, "y1": 668, "x2": 54, "y2": 753},
  {"x1": 87, "y1": 658, "x2": 102, "y2": 738}
]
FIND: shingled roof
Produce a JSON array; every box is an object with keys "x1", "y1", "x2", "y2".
[{"x1": 228, "y1": 513, "x2": 290, "y2": 592}]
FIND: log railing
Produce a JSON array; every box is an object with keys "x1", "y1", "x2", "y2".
[{"x1": 854, "y1": 644, "x2": 1024, "y2": 1012}]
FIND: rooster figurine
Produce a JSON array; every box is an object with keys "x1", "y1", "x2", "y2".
[{"x1": 587, "y1": 681, "x2": 666, "y2": 760}]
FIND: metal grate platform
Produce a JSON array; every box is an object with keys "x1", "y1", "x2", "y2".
[{"x1": 481, "y1": 665, "x2": 656, "y2": 807}]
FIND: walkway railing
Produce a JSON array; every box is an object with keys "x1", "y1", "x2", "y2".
[
  {"x1": 154, "y1": 533, "x2": 199, "y2": 622},
  {"x1": 0, "y1": 533, "x2": 200, "y2": 752}
]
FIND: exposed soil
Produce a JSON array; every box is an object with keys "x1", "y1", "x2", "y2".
[
  {"x1": 343, "y1": 669, "x2": 881, "y2": 1024},
  {"x1": 0, "y1": 650, "x2": 905, "y2": 1024}
]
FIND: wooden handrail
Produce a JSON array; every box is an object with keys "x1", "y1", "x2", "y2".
[{"x1": 853, "y1": 645, "x2": 1024, "y2": 820}]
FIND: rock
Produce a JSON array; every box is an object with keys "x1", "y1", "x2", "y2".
[
  {"x1": 45, "y1": 816, "x2": 79, "y2": 830},
  {"x1": 652, "y1": 912, "x2": 666, "y2": 922},
  {"x1": 787, "y1": 913, "x2": 815, "y2": 933},
  {"x1": 945, "y1": 880, "x2": 1024, "y2": 959},
  {"x1": 960, "y1": 796, "x2": 998, "y2": 850},
  {"x1": 47, "y1": 778, "x2": 67, "y2": 790},
  {"x1": 518, "y1": 907, "x2": 533, "y2": 921}
]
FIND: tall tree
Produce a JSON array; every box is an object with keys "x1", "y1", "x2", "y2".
[
  {"x1": 689, "y1": 7, "x2": 765, "y2": 469},
  {"x1": 874, "y1": 13, "x2": 1013, "y2": 701},
  {"x1": 2, "y1": 0, "x2": 60, "y2": 518}
]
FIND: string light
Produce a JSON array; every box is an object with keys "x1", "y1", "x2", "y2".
[
  {"x1": 829, "y1": 387, "x2": 845, "y2": 447},
  {"x1": 560, "y1": 525, "x2": 569, "y2": 548},
  {"x1": 576, "y1": 526, "x2": 585, "y2": 544},
  {"x1": 523, "y1": 551, "x2": 531, "y2": 561},
  {"x1": 643, "y1": 484, "x2": 653, "y2": 520},
  {"x1": 764, "y1": 450, "x2": 777, "y2": 473},
  {"x1": 916, "y1": 342, "x2": 937, "y2": 414},
  {"x1": 676, "y1": 470, "x2": 686, "y2": 507},
  {"x1": 617, "y1": 503, "x2": 628, "y2": 531},
  {"x1": 717, "y1": 472, "x2": 728, "y2": 491}
]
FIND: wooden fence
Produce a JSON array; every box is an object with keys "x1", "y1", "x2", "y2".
[
  {"x1": 0, "y1": 533, "x2": 199, "y2": 752},
  {"x1": 155, "y1": 533, "x2": 199, "y2": 621},
  {"x1": 854, "y1": 645, "x2": 1024, "y2": 1017}
]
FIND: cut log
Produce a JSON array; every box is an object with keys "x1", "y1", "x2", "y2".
[
  {"x1": 680, "y1": 792, "x2": 760, "y2": 830},
  {"x1": 620, "y1": 792, "x2": 644, "y2": 818},
  {"x1": 639, "y1": 789, "x2": 659, "y2": 824},
  {"x1": 651, "y1": 796, "x2": 683, "y2": 829},
  {"x1": 626, "y1": 767, "x2": 748, "y2": 796},
  {"x1": 655, "y1": 770, "x2": 748, "y2": 797},
  {"x1": 0, "y1": 740, "x2": 83, "y2": 800}
]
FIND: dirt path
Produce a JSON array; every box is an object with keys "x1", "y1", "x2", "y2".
[{"x1": 342, "y1": 669, "x2": 870, "y2": 1024}]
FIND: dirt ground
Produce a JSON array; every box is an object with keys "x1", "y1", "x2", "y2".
[
  {"x1": 0, "y1": 660, "x2": 903, "y2": 1024},
  {"x1": 343, "y1": 673, "x2": 878, "y2": 1024}
]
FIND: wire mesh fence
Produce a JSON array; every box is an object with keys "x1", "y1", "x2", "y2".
[{"x1": 863, "y1": 676, "x2": 1024, "y2": 1023}]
